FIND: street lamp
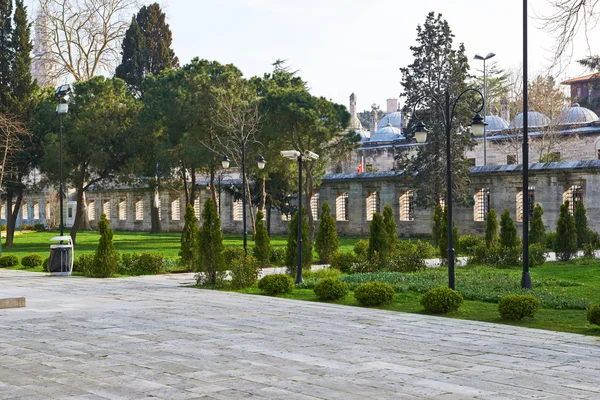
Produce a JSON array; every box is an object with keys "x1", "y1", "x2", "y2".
[
  {"x1": 281, "y1": 149, "x2": 318, "y2": 284},
  {"x1": 55, "y1": 84, "x2": 74, "y2": 237},
  {"x1": 474, "y1": 52, "x2": 496, "y2": 166},
  {"x1": 521, "y1": 0, "x2": 532, "y2": 289},
  {"x1": 412, "y1": 89, "x2": 486, "y2": 290}
]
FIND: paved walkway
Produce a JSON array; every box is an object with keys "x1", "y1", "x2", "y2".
[{"x1": 1, "y1": 269, "x2": 599, "y2": 400}]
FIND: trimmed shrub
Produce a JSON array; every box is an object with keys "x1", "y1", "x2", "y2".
[
  {"x1": 73, "y1": 254, "x2": 94, "y2": 274},
  {"x1": 353, "y1": 281, "x2": 395, "y2": 306},
  {"x1": 583, "y1": 243, "x2": 595, "y2": 258},
  {"x1": 120, "y1": 252, "x2": 164, "y2": 275},
  {"x1": 89, "y1": 214, "x2": 120, "y2": 278},
  {"x1": 314, "y1": 202, "x2": 339, "y2": 264},
  {"x1": 415, "y1": 240, "x2": 435, "y2": 259},
  {"x1": 270, "y1": 248, "x2": 285, "y2": 265},
  {"x1": 498, "y1": 294, "x2": 541, "y2": 320},
  {"x1": 498, "y1": 246, "x2": 521, "y2": 267},
  {"x1": 499, "y1": 209, "x2": 518, "y2": 248},
  {"x1": 485, "y1": 209, "x2": 499, "y2": 248},
  {"x1": 458, "y1": 235, "x2": 484, "y2": 256},
  {"x1": 313, "y1": 278, "x2": 349, "y2": 301},
  {"x1": 387, "y1": 241, "x2": 426, "y2": 273},
  {"x1": 368, "y1": 212, "x2": 390, "y2": 260},
  {"x1": 529, "y1": 244, "x2": 547, "y2": 267},
  {"x1": 587, "y1": 304, "x2": 600, "y2": 326},
  {"x1": 353, "y1": 239, "x2": 369, "y2": 261},
  {"x1": 224, "y1": 247, "x2": 245, "y2": 265},
  {"x1": 230, "y1": 254, "x2": 261, "y2": 289},
  {"x1": 421, "y1": 287, "x2": 463, "y2": 314},
  {"x1": 529, "y1": 204, "x2": 546, "y2": 246},
  {"x1": 258, "y1": 274, "x2": 294, "y2": 295},
  {"x1": 197, "y1": 199, "x2": 225, "y2": 286},
  {"x1": 0, "y1": 254, "x2": 19, "y2": 268},
  {"x1": 21, "y1": 254, "x2": 43, "y2": 268},
  {"x1": 43, "y1": 257, "x2": 49, "y2": 270},
  {"x1": 545, "y1": 232, "x2": 557, "y2": 251},
  {"x1": 253, "y1": 210, "x2": 272, "y2": 266},
  {"x1": 330, "y1": 252, "x2": 357, "y2": 273},
  {"x1": 574, "y1": 200, "x2": 588, "y2": 248},
  {"x1": 555, "y1": 201, "x2": 578, "y2": 261},
  {"x1": 33, "y1": 223, "x2": 46, "y2": 232},
  {"x1": 285, "y1": 207, "x2": 312, "y2": 276},
  {"x1": 179, "y1": 204, "x2": 198, "y2": 271},
  {"x1": 383, "y1": 205, "x2": 397, "y2": 251}
]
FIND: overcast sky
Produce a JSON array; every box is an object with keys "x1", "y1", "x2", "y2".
[{"x1": 27, "y1": 0, "x2": 599, "y2": 111}]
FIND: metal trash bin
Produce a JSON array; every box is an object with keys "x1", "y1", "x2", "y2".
[{"x1": 48, "y1": 236, "x2": 74, "y2": 276}]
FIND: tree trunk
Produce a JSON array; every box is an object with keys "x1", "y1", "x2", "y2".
[
  {"x1": 69, "y1": 187, "x2": 86, "y2": 245},
  {"x1": 304, "y1": 163, "x2": 315, "y2": 242},
  {"x1": 150, "y1": 180, "x2": 162, "y2": 233},
  {"x1": 181, "y1": 164, "x2": 189, "y2": 206},
  {"x1": 210, "y1": 166, "x2": 218, "y2": 216},
  {"x1": 266, "y1": 199, "x2": 271, "y2": 235},
  {"x1": 5, "y1": 192, "x2": 22, "y2": 247},
  {"x1": 190, "y1": 167, "x2": 196, "y2": 207},
  {"x1": 79, "y1": 191, "x2": 92, "y2": 230}
]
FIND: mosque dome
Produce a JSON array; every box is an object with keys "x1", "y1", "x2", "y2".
[
  {"x1": 370, "y1": 122, "x2": 404, "y2": 142},
  {"x1": 377, "y1": 111, "x2": 403, "y2": 129},
  {"x1": 485, "y1": 115, "x2": 509, "y2": 132},
  {"x1": 555, "y1": 103, "x2": 599, "y2": 125},
  {"x1": 356, "y1": 129, "x2": 370, "y2": 142},
  {"x1": 509, "y1": 111, "x2": 550, "y2": 129}
]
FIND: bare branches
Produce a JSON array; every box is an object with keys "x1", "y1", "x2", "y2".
[
  {"x1": 0, "y1": 113, "x2": 31, "y2": 187},
  {"x1": 37, "y1": 0, "x2": 137, "y2": 81}
]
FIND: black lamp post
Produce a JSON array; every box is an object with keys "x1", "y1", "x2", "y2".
[
  {"x1": 474, "y1": 52, "x2": 496, "y2": 166},
  {"x1": 54, "y1": 84, "x2": 74, "y2": 237},
  {"x1": 281, "y1": 149, "x2": 319, "y2": 284},
  {"x1": 412, "y1": 89, "x2": 486, "y2": 290},
  {"x1": 521, "y1": 0, "x2": 532, "y2": 289}
]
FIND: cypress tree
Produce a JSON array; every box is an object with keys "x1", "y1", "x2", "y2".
[
  {"x1": 285, "y1": 207, "x2": 312, "y2": 276},
  {"x1": 554, "y1": 201, "x2": 578, "y2": 261},
  {"x1": 253, "y1": 209, "x2": 271, "y2": 265},
  {"x1": 314, "y1": 201, "x2": 339, "y2": 264},
  {"x1": 439, "y1": 206, "x2": 458, "y2": 260},
  {"x1": 90, "y1": 214, "x2": 119, "y2": 277},
  {"x1": 10, "y1": 0, "x2": 35, "y2": 116},
  {"x1": 485, "y1": 208, "x2": 499, "y2": 248},
  {"x1": 432, "y1": 204, "x2": 443, "y2": 245},
  {"x1": 0, "y1": 0, "x2": 13, "y2": 110},
  {"x1": 499, "y1": 209, "x2": 518, "y2": 248},
  {"x1": 368, "y1": 212, "x2": 390, "y2": 259},
  {"x1": 197, "y1": 198, "x2": 225, "y2": 285},
  {"x1": 179, "y1": 204, "x2": 198, "y2": 271},
  {"x1": 383, "y1": 204, "x2": 397, "y2": 251},
  {"x1": 529, "y1": 204, "x2": 546, "y2": 246},
  {"x1": 574, "y1": 200, "x2": 588, "y2": 248}
]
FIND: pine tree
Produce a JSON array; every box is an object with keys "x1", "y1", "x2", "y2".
[
  {"x1": 90, "y1": 214, "x2": 120, "y2": 277},
  {"x1": 574, "y1": 200, "x2": 588, "y2": 248},
  {"x1": 529, "y1": 204, "x2": 546, "y2": 246},
  {"x1": 253, "y1": 209, "x2": 271, "y2": 265},
  {"x1": 197, "y1": 198, "x2": 225, "y2": 285},
  {"x1": 383, "y1": 204, "x2": 397, "y2": 251},
  {"x1": 485, "y1": 208, "x2": 499, "y2": 248},
  {"x1": 314, "y1": 201, "x2": 339, "y2": 264},
  {"x1": 179, "y1": 204, "x2": 198, "y2": 271},
  {"x1": 554, "y1": 201, "x2": 578, "y2": 261},
  {"x1": 0, "y1": 0, "x2": 13, "y2": 110},
  {"x1": 439, "y1": 206, "x2": 458, "y2": 260},
  {"x1": 499, "y1": 209, "x2": 518, "y2": 248},
  {"x1": 10, "y1": 0, "x2": 35, "y2": 116},
  {"x1": 432, "y1": 203, "x2": 443, "y2": 245},
  {"x1": 285, "y1": 207, "x2": 312, "y2": 276},
  {"x1": 368, "y1": 212, "x2": 390, "y2": 259}
]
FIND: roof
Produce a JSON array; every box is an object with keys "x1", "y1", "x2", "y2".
[{"x1": 561, "y1": 73, "x2": 600, "y2": 85}]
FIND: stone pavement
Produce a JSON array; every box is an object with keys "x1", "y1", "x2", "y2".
[{"x1": 1, "y1": 269, "x2": 599, "y2": 400}]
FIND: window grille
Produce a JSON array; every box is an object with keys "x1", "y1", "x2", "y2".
[
  {"x1": 135, "y1": 199, "x2": 144, "y2": 221},
  {"x1": 103, "y1": 200, "x2": 111, "y2": 220},
  {"x1": 22, "y1": 203, "x2": 28, "y2": 220},
  {"x1": 194, "y1": 198, "x2": 201, "y2": 218},
  {"x1": 366, "y1": 191, "x2": 379, "y2": 221},
  {"x1": 88, "y1": 200, "x2": 95, "y2": 221},
  {"x1": 46, "y1": 201, "x2": 50, "y2": 222},
  {"x1": 233, "y1": 199, "x2": 243, "y2": 221},
  {"x1": 336, "y1": 192, "x2": 349, "y2": 221},
  {"x1": 564, "y1": 185, "x2": 583, "y2": 214},
  {"x1": 474, "y1": 188, "x2": 490, "y2": 222},
  {"x1": 33, "y1": 202, "x2": 40, "y2": 220},
  {"x1": 310, "y1": 193, "x2": 320, "y2": 220},
  {"x1": 171, "y1": 198, "x2": 181, "y2": 221},
  {"x1": 399, "y1": 190, "x2": 415, "y2": 221},
  {"x1": 516, "y1": 187, "x2": 535, "y2": 222},
  {"x1": 119, "y1": 199, "x2": 127, "y2": 221}
]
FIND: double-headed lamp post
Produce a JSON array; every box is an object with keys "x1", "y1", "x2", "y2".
[
  {"x1": 281, "y1": 149, "x2": 319, "y2": 284},
  {"x1": 412, "y1": 89, "x2": 486, "y2": 290},
  {"x1": 55, "y1": 84, "x2": 75, "y2": 237},
  {"x1": 474, "y1": 52, "x2": 495, "y2": 166}
]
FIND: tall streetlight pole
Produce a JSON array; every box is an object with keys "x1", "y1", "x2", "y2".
[
  {"x1": 55, "y1": 84, "x2": 74, "y2": 237},
  {"x1": 474, "y1": 52, "x2": 496, "y2": 166},
  {"x1": 521, "y1": 0, "x2": 532, "y2": 289},
  {"x1": 412, "y1": 89, "x2": 486, "y2": 290}
]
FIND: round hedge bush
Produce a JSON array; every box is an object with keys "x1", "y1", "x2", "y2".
[
  {"x1": 313, "y1": 278, "x2": 349, "y2": 301},
  {"x1": 587, "y1": 304, "x2": 600, "y2": 326},
  {"x1": 257, "y1": 274, "x2": 294, "y2": 295},
  {"x1": 0, "y1": 254, "x2": 19, "y2": 268},
  {"x1": 421, "y1": 287, "x2": 463, "y2": 314},
  {"x1": 353, "y1": 281, "x2": 395, "y2": 307},
  {"x1": 498, "y1": 294, "x2": 541, "y2": 320},
  {"x1": 21, "y1": 254, "x2": 43, "y2": 268}
]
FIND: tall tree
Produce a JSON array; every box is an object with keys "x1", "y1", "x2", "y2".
[
  {"x1": 0, "y1": 0, "x2": 12, "y2": 110},
  {"x1": 400, "y1": 12, "x2": 474, "y2": 208}
]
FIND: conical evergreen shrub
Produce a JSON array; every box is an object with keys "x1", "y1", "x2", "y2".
[
  {"x1": 432, "y1": 204, "x2": 443, "y2": 246},
  {"x1": 439, "y1": 206, "x2": 458, "y2": 260},
  {"x1": 90, "y1": 213, "x2": 120, "y2": 277},
  {"x1": 529, "y1": 204, "x2": 546, "y2": 246},
  {"x1": 499, "y1": 209, "x2": 518, "y2": 248},
  {"x1": 314, "y1": 201, "x2": 339, "y2": 264},
  {"x1": 554, "y1": 201, "x2": 578, "y2": 261},
  {"x1": 574, "y1": 200, "x2": 588, "y2": 248},
  {"x1": 383, "y1": 204, "x2": 397, "y2": 251},
  {"x1": 179, "y1": 204, "x2": 198, "y2": 271},
  {"x1": 197, "y1": 198, "x2": 225, "y2": 285},
  {"x1": 368, "y1": 212, "x2": 389, "y2": 259},
  {"x1": 253, "y1": 210, "x2": 271, "y2": 265},
  {"x1": 285, "y1": 207, "x2": 312, "y2": 276},
  {"x1": 485, "y1": 208, "x2": 498, "y2": 248}
]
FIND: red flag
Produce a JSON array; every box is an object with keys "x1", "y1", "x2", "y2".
[{"x1": 357, "y1": 160, "x2": 363, "y2": 173}]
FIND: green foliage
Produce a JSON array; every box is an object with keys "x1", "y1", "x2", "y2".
[
  {"x1": 224, "y1": 247, "x2": 245, "y2": 265},
  {"x1": 432, "y1": 204, "x2": 443, "y2": 246},
  {"x1": 383, "y1": 204, "x2": 397, "y2": 251},
  {"x1": 354, "y1": 281, "x2": 395, "y2": 306},
  {"x1": 368, "y1": 213, "x2": 389, "y2": 259},
  {"x1": 314, "y1": 202, "x2": 339, "y2": 264},
  {"x1": 421, "y1": 287, "x2": 463, "y2": 314},
  {"x1": 498, "y1": 294, "x2": 541, "y2": 320},
  {"x1": 270, "y1": 248, "x2": 286, "y2": 265},
  {"x1": 458, "y1": 235, "x2": 484, "y2": 256},
  {"x1": 179, "y1": 204, "x2": 198, "y2": 271},
  {"x1": 296, "y1": 268, "x2": 343, "y2": 289},
  {"x1": 90, "y1": 214, "x2": 120, "y2": 278},
  {"x1": 42, "y1": 257, "x2": 49, "y2": 270},
  {"x1": 33, "y1": 223, "x2": 45, "y2": 232},
  {"x1": 471, "y1": 244, "x2": 522, "y2": 267},
  {"x1": 197, "y1": 198, "x2": 225, "y2": 286},
  {"x1": 386, "y1": 241, "x2": 427, "y2": 273},
  {"x1": 285, "y1": 207, "x2": 312, "y2": 275},
  {"x1": 499, "y1": 209, "x2": 518, "y2": 248},
  {"x1": 313, "y1": 278, "x2": 349, "y2": 301},
  {"x1": 230, "y1": 255, "x2": 261, "y2": 290},
  {"x1": 257, "y1": 274, "x2": 294, "y2": 295},
  {"x1": 485, "y1": 209, "x2": 499, "y2": 248},
  {"x1": 0, "y1": 254, "x2": 19, "y2": 267},
  {"x1": 529, "y1": 244, "x2": 547, "y2": 268},
  {"x1": 330, "y1": 252, "x2": 357, "y2": 273},
  {"x1": 587, "y1": 304, "x2": 600, "y2": 326},
  {"x1": 253, "y1": 210, "x2": 272, "y2": 265},
  {"x1": 545, "y1": 232, "x2": 557, "y2": 251},
  {"x1": 574, "y1": 200, "x2": 588, "y2": 248},
  {"x1": 583, "y1": 243, "x2": 595, "y2": 258},
  {"x1": 529, "y1": 204, "x2": 546, "y2": 246},
  {"x1": 439, "y1": 206, "x2": 458, "y2": 260},
  {"x1": 21, "y1": 254, "x2": 42, "y2": 268},
  {"x1": 119, "y1": 252, "x2": 164, "y2": 275},
  {"x1": 72, "y1": 254, "x2": 94, "y2": 275},
  {"x1": 353, "y1": 239, "x2": 369, "y2": 261},
  {"x1": 555, "y1": 201, "x2": 578, "y2": 261}
]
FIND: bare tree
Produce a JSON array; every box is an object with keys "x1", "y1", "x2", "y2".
[
  {"x1": 0, "y1": 113, "x2": 30, "y2": 188},
  {"x1": 38, "y1": 0, "x2": 137, "y2": 82}
]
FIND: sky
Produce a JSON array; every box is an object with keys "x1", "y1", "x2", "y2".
[{"x1": 26, "y1": 0, "x2": 600, "y2": 112}]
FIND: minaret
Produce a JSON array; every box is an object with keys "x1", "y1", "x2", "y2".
[
  {"x1": 500, "y1": 97, "x2": 510, "y2": 122},
  {"x1": 370, "y1": 104, "x2": 377, "y2": 135},
  {"x1": 31, "y1": 12, "x2": 58, "y2": 88},
  {"x1": 349, "y1": 93, "x2": 357, "y2": 120}
]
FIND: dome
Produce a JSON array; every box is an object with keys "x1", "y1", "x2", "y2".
[
  {"x1": 509, "y1": 111, "x2": 550, "y2": 129},
  {"x1": 350, "y1": 115, "x2": 364, "y2": 130},
  {"x1": 377, "y1": 111, "x2": 403, "y2": 129},
  {"x1": 484, "y1": 115, "x2": 509, "y2": 132},
  {"x1": 555, "y1": 103, "x2": 599, "y2": 125},
  {"x1": 356, "y1": 129, "x2": 370, "y2": 142},
  {"x1": 370, "y1": 122, "x2": 404, "y2": 142}
]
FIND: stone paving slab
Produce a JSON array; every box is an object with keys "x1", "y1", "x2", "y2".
[{"x1": 1, "y1": 269, "x2": 599, "y2": 399}]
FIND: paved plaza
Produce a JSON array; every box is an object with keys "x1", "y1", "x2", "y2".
[{"x1": 1, "y1": 269, "x2": 599, "y2": 399}]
